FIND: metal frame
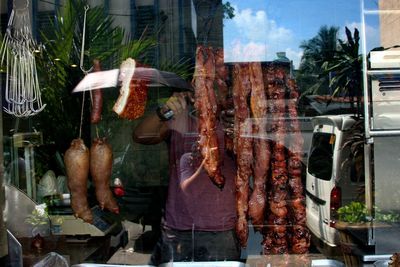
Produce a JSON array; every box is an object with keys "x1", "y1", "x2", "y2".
[{"x1": 361, "y1": 0, "x2": 400, "y2": 250}]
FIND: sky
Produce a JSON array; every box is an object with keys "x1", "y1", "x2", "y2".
[{"x1": 223, "y1": 0, "x2": 381, "y2": 68}]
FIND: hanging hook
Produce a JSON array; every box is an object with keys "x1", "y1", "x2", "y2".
[{"x1": 80, "y1": 5, "x2": 92, "y2": 74}]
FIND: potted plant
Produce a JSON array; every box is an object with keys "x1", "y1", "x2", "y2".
[
  {"x1": 25, "y1": 203, "x2": 50, "y2": 251},
  {"x1": 336, "y1": 201, "x2": 400, "y2": 266},
  {"x1": 335, "y1": 201, "x2": 373, "y2": 266}
]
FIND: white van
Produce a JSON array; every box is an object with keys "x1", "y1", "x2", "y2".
[{"x1": 305, "y1": 115, "x2": 365, "y2": 253}]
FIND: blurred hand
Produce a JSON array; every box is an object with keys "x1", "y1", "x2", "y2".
[
  {"x1": 220, "y1": 108, "x2": 234, "y2": 139},
  {"x1": 165, "y1": 92, "x2": 194, "y2": 117}
]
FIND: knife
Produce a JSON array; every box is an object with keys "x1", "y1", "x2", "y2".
[{"x1": 72, "y1": 64, "x2": 193, "y2": 93}]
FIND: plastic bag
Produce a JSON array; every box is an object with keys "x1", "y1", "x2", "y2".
[
  {"x1": 37, "y1": 170, "x2": 58, "y2": 199},
  {"x1": 57, "y1": 175, "x2": 69, "y2": 194},
  {"x1": 33, "y1": 252, "x2": 69, "y2": 267}
]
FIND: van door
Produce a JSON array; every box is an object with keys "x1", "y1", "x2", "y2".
[{"x1": 306, "y1": 127, "x2": 339, "y2": 247}]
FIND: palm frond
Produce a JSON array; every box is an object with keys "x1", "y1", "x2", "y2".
[
  {"x1": 160, "y1": 57, "x2": 194, "y2": 81},
  {"x1": 34, "y1": 0, "x2": 156, "y2": 151}
]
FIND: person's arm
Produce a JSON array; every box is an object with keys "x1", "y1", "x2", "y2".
[
  {"x1": 132, "y1": 113, "x2": 170, "y2": 145},
  {"x1": 179, "y1": 152, "x2": 206, "y2": 192},
  {"x1": 132, "y1": 92, "x2": 192, "y2": 145}
]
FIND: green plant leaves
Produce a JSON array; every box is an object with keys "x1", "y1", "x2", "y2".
[{"x1": 338, "y1": 201, "x2": 400, "y2": 223}]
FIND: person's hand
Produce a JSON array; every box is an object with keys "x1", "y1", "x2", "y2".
[{"x1": 164, "y1": 92, "x2": 194, "y2": 117}]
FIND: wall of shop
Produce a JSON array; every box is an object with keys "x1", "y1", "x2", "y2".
[{"x1": 379, "y1": 0, "x2": 400, "y2": 48}]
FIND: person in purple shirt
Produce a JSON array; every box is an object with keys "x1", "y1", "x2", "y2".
[{"x1": 133, "y1": 91, "x2": 240, "y2": 264}]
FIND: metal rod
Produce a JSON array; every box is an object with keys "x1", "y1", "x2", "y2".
[
  {"x1": 369, "y1": 129, "x2": 400, "y2": 137},
  {"x1": 361, "y1": 0, "x2": 374, "y2": 223},
  {"x1": 79, "y1": 5, "x2": 92, "y2": 74}
]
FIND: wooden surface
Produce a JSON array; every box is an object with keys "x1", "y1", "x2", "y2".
[{"x1": 245, "y1": 254, "x2": 328, "y2": 266}]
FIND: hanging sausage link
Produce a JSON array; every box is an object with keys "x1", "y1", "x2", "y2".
[
  {"x1": 233, "y1": 63, "x2": 253, "y2": 247},
  {"x1": 248, "y1": 62, "x2": 270, "y2": 231},
  {"x1": 286, "y1": 78, "x2": 310, "y2": 254},
  {"x1": 193, "y1": 45, "x2": 225, "y2": 188}
]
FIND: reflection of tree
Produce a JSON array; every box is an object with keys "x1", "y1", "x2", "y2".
[
  {"x1": 34, "y1": 0, "x2": 156, "y2": 152},
  {"x1": 322, "y1": 27, "x2": 362, "y2": 117},
  {"x1": 297, "y1": 26, "x2": 362, "y2": 118},
  {"x1": 193, "y1": 0, "x2": 223, "y2": 45},
  {"x1": 296, "y1": 25, "x2": 339, "y2": 96},
  {"x1": 192, "y1": 0, "x2": 234, "y2": 45}
]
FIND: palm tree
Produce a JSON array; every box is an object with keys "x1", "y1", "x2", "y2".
[
  {"x1": 34, "y1": 0, "x2": 157, "y2": 152},
  {"x1": 297, "y1": 25, "x2": 340, "y2": 95},
  {"x1": 322, "y1": 27, "x2": 362, "y2": 117}
]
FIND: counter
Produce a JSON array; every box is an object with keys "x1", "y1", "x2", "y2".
[{"x1": 18, "y1": 235, "x2": 111, "y2": 266}]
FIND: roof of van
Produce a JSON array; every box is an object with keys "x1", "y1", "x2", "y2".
[{"x1": 311, "y1": 114, "x2": 357, "y2": 131}]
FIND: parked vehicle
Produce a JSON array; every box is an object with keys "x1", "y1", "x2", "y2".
[{"x1": 305, "y1": 114, "x2": 365, "y2": 253}]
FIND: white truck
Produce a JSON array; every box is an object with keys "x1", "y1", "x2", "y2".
[
  {"x1": 306, "y1": 49, "x2": 400, "y2": 263},
  {"x1": 305, "y1": 115, "x2": 364, "y2": 255}
]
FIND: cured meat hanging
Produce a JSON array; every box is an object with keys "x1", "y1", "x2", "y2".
[
  {"x1": 232, "y1": 63, "x2": 253, "y2": 247},
  {"x1": 214, "y1": 48, "x2": 234, "y2": 154},
  {"x1": 229, "y1": 62, "x2": 310, "y2": 253},
  {"x1": 64, "y1": 138, "x2": 93, "y2": 223},
  {"x1": 263, "y1": 65, "x2": 290, "y2": 254},
  {"x1": 90, "y1": 137, "x2": 120, "y2": 214},
  {"x1": 90, "y1": 59, "x2": 103, "y2": 124},
  {"x1": 286, "y1": 78, "x2": 310, "y2": 254},
  {"x1": 248, "y1": 62, "x2": 270, "y2": 231},
  {"x1": 214, "y1": 48, "x2": 229, "y2": 110},
  {"x1": 254, "y1": 64, "x2": 310, "y2": 255},
  {"x1": 193, "y1": 45, "x2": 225, "y2": 189}
]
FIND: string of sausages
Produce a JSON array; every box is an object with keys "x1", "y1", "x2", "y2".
[
  {"x1": 286, "y1": 78, "x2": 310, "y2": 254},
  {"x1": 263, "y1": 65, "x2": 291, "y2": 254},
  {"x1": 229, "y1": 63, "x2": 310, "y2": 253},
  {"x1": 261, "y1": 65, "x2": 310, "y2": 254},
  {"x1": 248, "y1": 62, "x2": 270, "y2": 232},
  {"x1": 191, "y1": 46, "x2": 309, "y2": 253},
  {"x1": 233, "y1": 63, "x2": 253, "y2": 247}
]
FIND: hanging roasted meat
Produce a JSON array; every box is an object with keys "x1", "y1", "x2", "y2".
[
  {"x1": 193, "y1": 45, "x2": 224, "y2": 188},
  {"x1": 286, "y1": 78, "x2": 310, "y2": 254},
  {"x1": 64, "y1": 138, "x2": 93, "y2": 223},
  {"x1": 233, "y1": 63, "x2": 253, "y2": 247},
  {"x1": 90, "y1": 59, "x2": 103, "y2": 124},
  {"x1": 214, "y1": 47, "x2": 229, "y2": 110},
  {"x1": 90, "y1": 137, "x2": 119, "y2": 214},
  {"x1": 248, "y1": 62, "x2": 270, "y2": 231},
  {"x1": 262, "y1": 65, "x2": 289, "y2": 254},
  {"x1": 214, "y1": 48, "x2": 234, "y2": 154}
]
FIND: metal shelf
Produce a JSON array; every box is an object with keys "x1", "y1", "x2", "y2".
[
  {"x1": 369, "y1": 129, "x2": 400, "y2": 137},
  {"x1": 363, "y1": 9, "x2": 400, "y2": 15},
  {"x1": 361, "y1": 0, "x2": 400, "y2": 249},
  {"x1": 367, "y1": 69, "x2": 400, "y2": 75}
]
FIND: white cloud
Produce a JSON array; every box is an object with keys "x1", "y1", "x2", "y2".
[
  {"x1": 224, "y1": 39, "x2": 303, "y2": 69},
  {"x1": 225, "y1": 5, "x2": 300, "y2": 64},
  {"x1": 232, "y1": 6, "x2": 293, "y2": 44},
  {"x1": 225, "y1": 39, "x2": 267, "y2": 62},
  {"x1": 285, "y1": 48, "x2": 303, "y2": 69}
]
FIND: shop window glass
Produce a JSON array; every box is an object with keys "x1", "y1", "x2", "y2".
[
  {"x1": 2, "y1": 0, "x2": 400, "y2": 265},
  {"x1": 308, "y1": 133, "x2": 334, "y2": 181}
]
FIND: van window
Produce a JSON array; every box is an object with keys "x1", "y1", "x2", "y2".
[{"x1": 308, "y1": 133, "x2": 335, "y2": 181}]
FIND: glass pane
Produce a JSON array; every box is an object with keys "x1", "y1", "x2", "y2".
[
  {"x1": 2, "y1": 0, "x2": 400, "y2": 265},
  {"x1": 308, "y1": 133, "x2": 334, "y2": 181}
]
